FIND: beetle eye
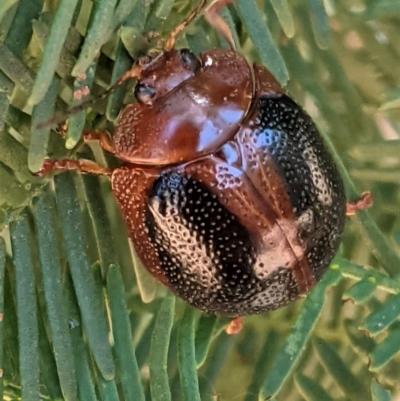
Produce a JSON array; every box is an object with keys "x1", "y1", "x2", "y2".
[
  {"x1": 135, "y1": 84, "x2": 156, "y2": 105},
  {"x1": 179, "y1": 49, "x2": 201, "y2": 73}
]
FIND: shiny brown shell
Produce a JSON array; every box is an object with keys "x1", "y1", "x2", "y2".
[{"x1": 108, "y1": 48, "x2": 346, "y2": 316}]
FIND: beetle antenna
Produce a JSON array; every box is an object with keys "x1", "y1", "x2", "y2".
[
  {"x1": 37, "y1": 64, "x2": 143, "y2": 129},
  {"x1": 165, "y1": 0, "x2": 208, "y2": 50},
  {"x1": 204, "y1": 0, "x2": 236, "y2": 50}
]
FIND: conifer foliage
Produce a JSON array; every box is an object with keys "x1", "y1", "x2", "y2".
[{"x1": 0, "y1": 0, "x2": 400, "y2": 400}]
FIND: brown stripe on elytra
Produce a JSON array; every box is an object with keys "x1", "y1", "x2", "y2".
[
  {"x1": 238, "y1": 84, "x2": 315, "y2": 293},
  {"x1": 111, "y1": 165, "x2": 171, "y2": 288},
  {"x1": 237, "y1": 135, "x2": 315, "y2": 292},
  {"x1": 182, "y1": 156, "x2": 281, "y2": 235},
  {"x1": 247, "y1": 155, "x2": 315, "y2": 293},
  {"x1": 181, "y1": 155, "x2": 314, "y2": 293}
]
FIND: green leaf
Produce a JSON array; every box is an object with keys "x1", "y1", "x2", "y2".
[
  {"x1": 314, "y1": 338, "x2": 370, "y2": 400},
  {"x1": 97, "y1": 376, "x2": 119, "y2": 401},
  {"x1": 72, "y1": 0, "x2": 118, "y2": 76},
  {"x1": 111, "y1": 0, "x2": 139, "y2": 31},
  {"x1": 64, "y1": 271, "x2": 98, "y2": 401},
  {"x1": 362, "y1": 293, "x2": 400, "y2": 335},
  {"x1": 370, "y1": 326, "x2": 400, "y2": 371},
  {"x1": 0, "y1": 238, "x2": 6, "y2": 399},
  {"x1": 107, "y1": 265, "x2": 145, "y2": 401},
  {"x1": 235, "y1": 0, "x2": 289, "y2": 85},
  {"x1": 308, "y1": 0, "x2": 330, "y2": 49},
  {"x1": 66, "y1": 60, "x2": 97, "y2": 149},
  {"x1": 344, "y1": 278, "x2": 378, "y2": 304},
  {"x1": 2, "y1": 265, "x2": 20, "y2": 389},
  {"x1": 0, "y1": 43, "x2": 35, "y2": 91},
  {"x1": 80, "y1": 158, "x2": 115, "y2": 275},
  {"x1": 295, "y1": 373, "x2": 335, "y2": 401},
  {"x1": 270, "y1": 0, "x2": 295, "y2": 38},
  {"x1": 0, "y1": 165, "x2": 31, "y2": 210},
  {"x1": 29, "y1": 77, "x2": 60, "y2": 172},
  {"x1": 37, "y1": 309, "x2": 63, "y2": 400},
  {"x1": 0, "y1": 125, "x2": 35, "y2": 184},
  {"x1": 178, "y1": 307, "x2": 200, "y2": 401},
  {"x1": 33, "y1": 192, "x2": 77, "y2": 401},
  {"x1": 244, "y1": 330, "x2": 280, "y2": 401},
  {"x1": 0, "y1": 72, "x2": 14, "y2": 131},
  {"x1": 199, "y1": 331, "x2": 234, "y2": 400},
  {"x1": 28, "y1": 0, "x2": 79, "y2": 106},
  {"x1": 54, "y1": 173, "x2": 115, "y2": 380},
  {"x1": 106, "y1": 42, "x2": 132, "y2": 122},
  {"x1": 371, "y1": 380, "x2": 391, "y2": 401},
  {"x1": 0, "y1": 0, "x2": 19, "y2": 23},
  {"x1": 10, "y1": 214, "x2": 40, "y2": 401},
  {"x1": 154, "y1": 0, "x2": 175, "y2": 20},
  {"x1": 259, "y1": 268, "x2": 341, "y2": 400},
  {"x1": 337, "y1": 258, "x2": 400, "y2": 295},
  {"x1": 5, "y1": 0, "x2": 42, "y2": 58},
  {"x1": 344, "y1": 319, "x2": 375, "y2": 356},
  {"x1": 195, "y1": 314, "x2": 219, "y2": 368},
  {"x1": 150, "y1": 293, "x2": 175, "y2": 401}
]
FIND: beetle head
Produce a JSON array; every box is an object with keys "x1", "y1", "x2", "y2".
[{"x1": 134, "y1": 48, "x2": 201, "y2": 105}]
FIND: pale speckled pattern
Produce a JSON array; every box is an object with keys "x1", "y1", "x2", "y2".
[
  {"x1": 250, "y1": 96, "x2": 346, "y2": 281},
  {"x1": 145, "y1": 173, "x2": 299, "y2": 315}
]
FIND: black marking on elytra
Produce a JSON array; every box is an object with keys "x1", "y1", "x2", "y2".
[
  {"x1": 144, "y1": 171, "x2": 299, "y2": 315},
  {"x1": 254, "y1": 95, "x2": 347, "y2": 280}
]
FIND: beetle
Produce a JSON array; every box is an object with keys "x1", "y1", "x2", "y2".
[{"x1": 38, "y1": 0, "x2": 371, "y2": 316}]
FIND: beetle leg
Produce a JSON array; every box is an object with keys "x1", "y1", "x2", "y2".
[
  {"x1": 54, "y1": 122, "x2": 115, "y2": 154},
  {"x1": 82, "y1": 130, "x2": 114, "y2": 154},
  {"x1": 204, "y1": 0, "x2": 236, "y2": 50},
  {"x1": 225, "y1": 317, "x2": 243, "y2": 335},
  {"x1": 56, "y1": 121, "x2": 68, "y2": 137},
  {"x1": 165, "y1": 0, "x2": 207, "y2": 50},
  {"x1": 346, "y1": 192, "x2": 373, "y2": 216},
  {"x1": 36, "y1": 159, "x2": 111, "y2": 177},
  {"x1": 110, "y1": 64, "x2": 143, "y2": 90}
]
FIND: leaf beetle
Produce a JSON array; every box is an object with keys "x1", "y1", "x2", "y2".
[{"x1": 38, "y1": 0, "x2": 371, "y2": 316}]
